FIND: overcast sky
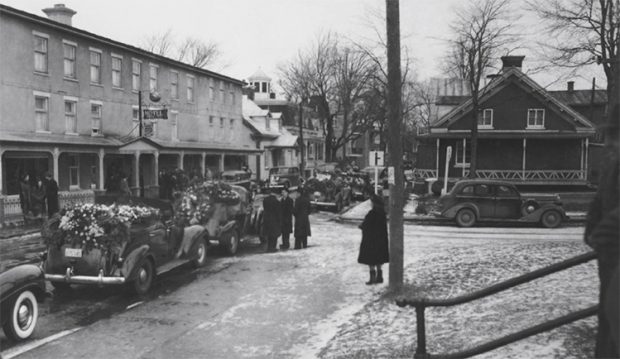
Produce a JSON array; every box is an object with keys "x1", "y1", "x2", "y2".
[{"x1": 3, "y1": 0, "x2": 606, "y2": 91}]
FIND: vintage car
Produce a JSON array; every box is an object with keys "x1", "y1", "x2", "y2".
[
  {"x1": 306, "y1": 173, "x2": 352, "y2": 212},
  {"x1": 433, "y1": 179, "x2": 567, "y2": 228},
  {"x1": 221, "y1": 170, "x2": 256, "y2": 192},
  {"x1": 265, "y1": 166, "x2": 301, "y2": 191},
  {"x1": 41, "y1": 198, "x2": 208, "y2": 295},
  {"x1": 1, "y1": 264, "x2": 47, "y2": 340}
]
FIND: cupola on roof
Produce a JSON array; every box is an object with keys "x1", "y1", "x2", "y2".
[{"x1": 248, "y1": 68, "x2": 271, "y2": 82}]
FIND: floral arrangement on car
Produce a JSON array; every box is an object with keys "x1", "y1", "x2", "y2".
[
  {"x1": 173, "y1": 181, "x2": 241, "y2": 226},
  {"x1": 42, "y1": 203, "x2": 160, "y2": 253}
]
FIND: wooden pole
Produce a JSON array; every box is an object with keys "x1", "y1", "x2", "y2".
[{"x1": 386, "y1": 0, "x2": 404, "y2": 288}]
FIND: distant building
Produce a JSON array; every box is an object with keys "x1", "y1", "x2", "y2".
[
  {"x1": 0, "y1": 4, "x2": 259, "y2": 223},
  {"x1": 415, "y1": 56, "x2": 597, "y2": 186},
  {"x1": 246, "y1": 69, "x2": 325, "y2": 177}
]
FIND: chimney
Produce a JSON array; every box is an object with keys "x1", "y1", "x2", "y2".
[
  {"x1": 501, "y1": 55, "x2": 525, "y2": 70},
  {"x1": 42, "y1": 4, "x2": 76, "y2": 26},
  {"x1": 567, "y1": 81, "x2": 575, "y2": 92}
]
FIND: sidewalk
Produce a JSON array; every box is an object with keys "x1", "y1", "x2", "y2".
[{"x1": 338, "y1": 198, "x2": 587, "y2": 224}]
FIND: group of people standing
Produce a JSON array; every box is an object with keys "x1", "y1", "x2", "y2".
[
  {"x1": 19, "y1": 172, "x2": 59, "y2": 221},
  {"x1": 262, "y1": 188, "x2": 312, "y2": 252}
]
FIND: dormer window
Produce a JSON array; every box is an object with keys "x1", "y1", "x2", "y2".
[
  {"x1": 478, "y1": 109, "x2": 493, "y2": 129},
  {"x1": 527, "y1": 109, "x2": 545, "y2": 129}
]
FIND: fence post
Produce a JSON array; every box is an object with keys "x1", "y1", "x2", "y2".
[{"x1": 414, "y1": 303, "x2": 429, "y2": 359}]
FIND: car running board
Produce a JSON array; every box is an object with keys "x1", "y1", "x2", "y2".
[{"x1": 156, "y1": 258, "x2": 191, "y2": 275}]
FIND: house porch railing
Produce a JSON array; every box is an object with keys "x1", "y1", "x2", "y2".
[
  {"x1": 0, "y1": 190, "x2": 95, "y2": 226},
  {"x1": 413, "y1": 169, "x2": 586, "y2": 182}
]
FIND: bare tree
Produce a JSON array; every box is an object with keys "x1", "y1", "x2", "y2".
[
  {"x1": 445, "y1": 0, "x2": 515, "y2": 177},
  {"x1": 139, "y1": 29, "x2": 223, "y2": 70},
  {"x1": 530, "y1": 0, "x2": 619, "y2": 130}
]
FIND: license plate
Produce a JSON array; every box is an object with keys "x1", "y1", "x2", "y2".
[{"x1": 64, "y1": 248, "x2": 82, "y2": 258}]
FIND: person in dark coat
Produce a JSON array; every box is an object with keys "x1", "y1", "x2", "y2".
[
  {"x1": 585, "y1": 120, "x2": 620, "y2": 358},
  {"x1": 280, "y1": 188, "x2": 294, "y2": 249},
  {"x1": 262, "y1": 192, "x2": 282, "y2": 252},
  {"x1": 19, "y1": 174, "x2": 31, "y2": 217},
  {"x1": 293, "y1": 189, "x2": 312, "y2": 249},
  {"x1": 358, "y1": 194, "x2": 389, "y2": 285},
  {"x1": 44, "y1": 172, "x2": 59, "y2": 217},
  {"x1": 30, "y1": 178, "x2": 46, "y2": 219}
]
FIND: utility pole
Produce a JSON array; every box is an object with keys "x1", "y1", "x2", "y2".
[
  {"x1": 298, "y1": 99, "x2": 306, "y2": 178},
  {"x1": 386, "y1": 0, "x2": 404, "y2": 288}
]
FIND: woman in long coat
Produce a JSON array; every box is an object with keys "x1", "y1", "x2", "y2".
[
  {"x1": 358, "y1": 194, "x2": 389, "y2": 285},
  {"x1": 30, "y1": 178, "x2": 46, "y2": 218},
  {"x1": 19, "y1": 174, "x2": 31, "y2": 217},
  {"x1": 280, "y1": 189, "x2": 294, "y2": 249},
  {"x1": 44, "y1": 172, "x2": 59, "y2": 217},
  {"x1": 293, "y1": 189, "x2": 312, "y2": 249}
]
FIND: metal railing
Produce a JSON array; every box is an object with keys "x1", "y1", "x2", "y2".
[{"x1": 396, "y1": 251, "x2": 598, "y2": 358}]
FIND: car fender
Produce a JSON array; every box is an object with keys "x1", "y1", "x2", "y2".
[
  {"x1": 522, "y1": 204, "x2": 566, "y2": 221},
  {"x1": 122, "y1": 245, "x2": 150, "y2": 280},
  {"x1": 442, "y1": 203, "x2": 479, "y2": 219},
  {"x1": 0, "y1": 265, "x2": 47, "y2": 305}
]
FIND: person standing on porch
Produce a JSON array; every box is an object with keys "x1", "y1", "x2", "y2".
[
  {"x1": 280, "y1": 188, "x2": 293, "y2": 250},
  {"x1": 44, "y1": 172, "x2": 59, "y2": 217},
  {"x1": 30, "y1": 178, "x2": 46, "y2": 219},
  {"x1": 585, "y1": 120, "x2": 620, "y2": 358},
  {"x1": 120, "y1": 175, "x2": 131, "y2": 198},
  {"x1": 19, "y1": 174, "x2": 31, "y2": 219},
  {"x1": 358, "y1": 194, "x2": 389, "y2": 285}
]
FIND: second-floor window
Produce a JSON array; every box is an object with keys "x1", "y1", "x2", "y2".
[
  {"x1": 65, "y1": 100, "x2": 77, "y2": 134},
  {"x1": 230, "y1": 118, "x2": 235, "y2": 129},
  {"x1": 209, "y1": 116, "x2": 214, "y2": 126},
  {"x1": 149, "y1": 64, "x2": 158, "y2": 91},
  {"x1": 112, "y1": 55, "x2": 122, "y2": 88},
  {"x1": 171, "y1": 72, "x2": 179, "y2": 99},
  {"x1": 90, "y1": 50, "x2": 101, "y2": 84},
  {"x1": 34, "y1": 95, "x2": 49, "y2": 132},
  {"x1": 170, "y1": 111, "x2": 178, "y2": 141},
  {"x1": 132, "y1": 60, "x2": 141, "y2": 91},
  {"x1": 91, "y1": 102, "x2": 102, "y2": 136},
  {"x1": 63, "y1": 42, "x2": 76, "y2": 78},
  {"x1": 33, "y1": 35, "x2": 48, "y2": 73},
  {"x1": 478, "y1": 109, "x2": 493, "y2": 128},
  {"x1": 187, "y1": 76, "x2": 195, "y2": 102},
  {"x1": 527, "y1": 109, "x2": 545, "y2": 129}
]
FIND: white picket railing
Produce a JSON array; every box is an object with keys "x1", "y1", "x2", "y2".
[
  {"x1": 413, "y1": 169, "x2": 586, "y2": 182},
  {"x1": 1, "y1": 190, "x2": 95, "y2": 225}
]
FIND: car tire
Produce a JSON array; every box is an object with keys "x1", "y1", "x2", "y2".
[
  {"x1": 225, "y1": 230, "x2": 240, "y2": 255},
  {"x1": 541, "y1": 210, "x2": 562, "y2": 228},
  {"x1": 2, "y1": 289, "x2": 38, "y2": 341},
  {"x1": 132, "y1": 258, "x2": 154, "y2": 295},
  {"x1": 191, "y1": 236, "x2": 208, "y2": 268},
  {"x1": 521, "y1": 201, "x2": 540, "y2": 216},
  {"x1": 455, "y1": 208, "x2": 476, "y2": 227}
]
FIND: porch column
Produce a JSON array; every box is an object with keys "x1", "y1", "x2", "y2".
[
  {"x1": 220, "y1": 154, "x2": 225, "y2": 172},
  {"x1": 584, "y1": 138, "x2": 589, "y2": 180},
  {"x1": 98, "y1": 148, "x2": 105, "y2": 190},
  {"x1": 178, "y1": 151, "x2": 185, "y2": 170},
  {"x1": 580, "y1": 139, "x2": 585, "y2": 175},
  {"x1": 0, "y1": 150, "x2": 3, "y2": 194},
  {"x1": 201, "y1": 152, "x2": 206, "y2": 177},
  {"x1": 154, "y1": 151, "x2": 159, "y2": 186},
  {"x1": 52, "y1": 147, "x2": 60, "y2": 182},
  {"x1": 522, "y1": 138, "x2": 527, "y2": 180},
  {"x1": 435, "y1": 138, "x2": 440, "y2": 176},
  {"x1": 134, "y1": 151, "x2": 141, "y2": 189}
]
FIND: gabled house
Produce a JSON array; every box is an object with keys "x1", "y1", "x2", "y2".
[
  {"x1": 416, "y1": 56, "x2": 597, "y2": 186},
  {"x1": 242, "y1": 95, "x2": 297, "y2": 181}
]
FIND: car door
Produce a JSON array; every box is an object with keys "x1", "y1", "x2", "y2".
[
  {"x1": 472, "y1": 184, "x2": 495, "y2": 218},
  {"x1": 494, "y1": 184, "x2": 522, "y2": 219},
  {"x1": 146, "y1": 224, "x2": 169, "y2": 265}
]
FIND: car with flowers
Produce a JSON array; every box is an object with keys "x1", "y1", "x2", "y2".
[
  {"x1": 41, "y1": 200, "x2": 208, "y2": 295},
  {"x1": 264, "y1": 166, "x2": 301, "y2": 191},
  {"x1": 432, "y1": 179, "x2": 567, "y2": 228},
  {"x1": 1, "y1": 264, "x2": 47, "y2": 341}
]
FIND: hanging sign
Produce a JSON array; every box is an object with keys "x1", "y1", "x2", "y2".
[{"x1": 143, "y1": 108, "x2": 168, "y2": 120}]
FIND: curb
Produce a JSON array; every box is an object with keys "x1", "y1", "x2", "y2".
[{"x1": 336, "y1": 215, "x2": 587, "y2": 227}]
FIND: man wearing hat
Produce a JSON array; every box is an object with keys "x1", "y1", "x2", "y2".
[{"x1": 44, "y1": 172, "x2": 59, "y2": 217}]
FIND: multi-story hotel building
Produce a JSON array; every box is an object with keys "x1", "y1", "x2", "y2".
[{"x1": 0, "y1": 4, "x2": 259, "y2": 222}]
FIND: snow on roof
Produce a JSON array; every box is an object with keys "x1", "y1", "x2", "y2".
[{"x1": 265, "y1": 126, "x2": 298, "y2": 148}]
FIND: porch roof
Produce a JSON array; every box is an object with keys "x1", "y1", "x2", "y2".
[
  {"x1": 0, "y1": 131, "x2": 122, "y2": 147},
  {"x1": 418, "y1": 129, "x2": 594, "y2": 139},
  {"x1": 152, "y1": 139, "x2": 263, "y2": 153}
]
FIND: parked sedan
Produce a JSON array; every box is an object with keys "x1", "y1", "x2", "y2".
[
  {"x1": 0, "y1": 265, "x2": 47, "y2": 340},
  {"x1": 433, "y1": 179, "x2": 567, "y2": 228}
]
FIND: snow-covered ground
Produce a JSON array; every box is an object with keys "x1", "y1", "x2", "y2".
[{"x1": 318, "y1": 218, "x2": 596, "y2": 358}]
